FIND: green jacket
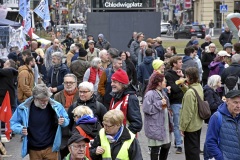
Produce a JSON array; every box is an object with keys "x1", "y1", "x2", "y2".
[
  {"x1": 64, "y1": 153, "x2": 89, "y2": 160},
  {"x1": 180, "y1": 83, "x2": 203, "y2": 132}
]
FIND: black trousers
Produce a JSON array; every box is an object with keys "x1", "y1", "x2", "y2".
[
  {"x1": 184, "y1": 128, "x2": 202, "y2": 160},
  {"x1": 149, "y1": 142, "x2": 171, "y2": 160}
]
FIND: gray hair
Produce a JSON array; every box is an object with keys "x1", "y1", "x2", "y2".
[
  {"x1": 231, "y1": 54, "x2": 240, "y2": 63},
  {"x1": 207, "y1": 75, "x2": 221, "y2": 90},
  {"x1": 140, "y1": 41, "x2": 147, "y2": 47},
  {"x1": 70, "y1": 43, "x2": 75, "y2": 51},
  {"x1": 91, "y1": 57, "x2": 102, "y2": 68},
  {"x1": 52, "y1": 52, "x2": 63, "y2": 59},
  {"x1": 64, "y1": 73, "x2": 77, "y2": 82},
  {"x1": 78, "y1": 81, "x2": 94, "y2": 92},
  {"x1": 32, "y1": 84, "x2": 52, "y2": 99},
  {"x1": 99, "y1": 49, "x2": 107, "y2": 58}
]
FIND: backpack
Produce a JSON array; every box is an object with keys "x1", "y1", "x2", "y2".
[
  {"x1": 224, "y1": 74, "x2": 240, "y2": 94},
  {"x1": 190, "y1": 87, "x2": 211, "y2": 120}
]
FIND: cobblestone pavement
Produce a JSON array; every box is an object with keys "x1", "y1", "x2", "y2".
[{"x1": 3, "y1": 102, "x2": 207, "y2": 160}]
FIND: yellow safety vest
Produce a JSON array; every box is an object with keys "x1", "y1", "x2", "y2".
[{"x1": 99, "y1": 128, "x2": 135, "y2": 160}]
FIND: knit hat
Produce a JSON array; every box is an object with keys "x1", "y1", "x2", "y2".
[
  {"x1": 152, "y1": 59, "x2": 164, "y2": 70},
  {"x1": 111, "y1": 69, "x2": 129, "y2": 84},
  {"x1": 78, "y1": 48, "x2": 87, "y2": 57},
  {"x1": 224, "y1": 43, "x2": 233, "y2": 49}
]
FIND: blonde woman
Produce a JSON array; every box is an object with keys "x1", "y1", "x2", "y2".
[
  {"x1": 201, "y1": 43, "x2": 217, "y2": 86},
  {"x1": 72, "y1": 105, "x2": 101, "y2": 160},
  {"x1": 90, "y1": 109, "x2": 143, "y2": 159}
]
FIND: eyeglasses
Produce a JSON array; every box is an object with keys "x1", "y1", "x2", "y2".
[
  {"x1": 71, "y1": 144, "x2": 86, "y2": 150},
  {"x1": 79, "y1": 90, "x2": 90, "y2": 94},
  {"x1": 103, "y1": 123, "x2": 115, "y2": 128},
  {"x1": 64, "y1": 81, "x2": 76, "y2": 85}
]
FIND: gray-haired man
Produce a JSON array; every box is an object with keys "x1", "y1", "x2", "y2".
[
  {"x1": 10, "y1": 84, "x2": 70, "y2": 159},
  {"x1": 47, "y1": 52, "x2": 69, "y2": 94}
]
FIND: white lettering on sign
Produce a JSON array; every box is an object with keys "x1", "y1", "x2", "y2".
[
  {"x1": 3, "y1": 0, "x2": 19, "y2": 8},
  {"x1": 104, "y1": 2, "x2": 143, "y2": 8}
]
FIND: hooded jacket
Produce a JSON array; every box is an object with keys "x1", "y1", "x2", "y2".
[
  {"x1": 10, "y1": 97, "x2": 69, "y2": 158},
  {"x1": 0, "y1": 67, "x2": 18, "y2": 106},
  {"x1": 182, "y1": 56, "x2": 198, "y2": 73},
  {"x1": 70, "y1": 57, "x2": 90, "y2": 85},
  {"x1": 205, "y1": 103, "x2": 240, "y2": 160},
  {"x1": 17, "y1": 65, "x2": 34, "y2": 102},
  {"x1": 68, "y1": 94, "x2": 107, "y2": 131},
  {"x1": 208, "y1": 61, "x2": 225, "y2": 77},
  {"x1": 47, "y1": 63, "x2": 69, "y2": 92},
  {"x1": 95, "y1": 34, "x2": 111, "y2": 50},
  {"x1": 137, "y1": 56, "x2": 154, "y2": 83}
]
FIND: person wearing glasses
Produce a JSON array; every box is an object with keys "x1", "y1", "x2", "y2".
[
  {"x1": 71, "y1": 105, "x2": 101, "y2": 160},
  {"x1": 47, "y1": 52, "x2": 69, "y2": 95},
  {"x1": 68, "y1": 81, "x2": 107, "y2": 131},
  {"x1": 90, "y1": 109, "x2": 142, "y2": 159},
  {"x1": 54, "y1": 74, "x2": 79, "y2": 110},
  {"x1": 54, "y1": 73, "x2": 79, "y2": 158},
  {"x1": 66, "y1": 134, "x2": 90, "y2": 160},
  {"x1": 10, "y1": 84, "x2": 69, "y2": 159}
]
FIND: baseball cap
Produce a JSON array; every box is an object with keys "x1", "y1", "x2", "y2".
[
  {"x1": 68, "y1": 134, "x2": 90, "y2": 146},
  {"x1": 225, "y1": 90, "x2": 240, "y2": 98},
  {"x1": 218, "y1": 50, "x2": 231, "y2": 57},
  {"x1": 223, "y1": 43, "x2": 233, "y2": 49}
]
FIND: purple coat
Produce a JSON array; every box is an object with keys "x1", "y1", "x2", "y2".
[{"x1": 142, "y1": 90, "x2": 170, "y2": 141}]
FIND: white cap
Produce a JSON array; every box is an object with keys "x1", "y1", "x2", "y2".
[{"x1": 217, "y1": 50, "x2": 231, "y2": 57}]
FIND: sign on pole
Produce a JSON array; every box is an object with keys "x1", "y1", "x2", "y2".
[{"x1": 220, "y1": 5, "x2": 228, "y2": 13}]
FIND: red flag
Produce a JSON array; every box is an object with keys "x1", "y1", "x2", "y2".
[{"x1": 0, "y1": 91, "x2": 12, "y2": 140}]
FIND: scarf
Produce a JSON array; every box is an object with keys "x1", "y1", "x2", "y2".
[
  {"x1": 106, "y1": 125, "x2": 124, "y2": 143},
  {"x1": 63, "y1": 88, "x2": 78, "y2": 108},
  {"x1": 76, "y1": 115, "x2": 97, "y2": 124}
]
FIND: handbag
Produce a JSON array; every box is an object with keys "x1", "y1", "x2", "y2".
[{"x1": 189, "y1": 87, "x2": 211, "y2": 120}]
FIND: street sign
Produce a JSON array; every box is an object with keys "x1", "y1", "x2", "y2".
[{"x1": 220, "y1": 5, "x2": 228, "y2": 13}]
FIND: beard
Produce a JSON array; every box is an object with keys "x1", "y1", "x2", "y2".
[{"x1": 34, "y1": 100, "x2": 47, "y2": 109}]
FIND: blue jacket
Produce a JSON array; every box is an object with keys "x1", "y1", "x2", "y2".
[
  {"x1": 10, "y1": 97, "x2": 70, "y2": 158},
  {"x1": 137, "y1": 56, "x2": 154, "y2": 84},
  {"x1": 47, "y1": 63, "x2": 69, "y2": 92},
  {"x1": 205, "y1": 103, "x2": 240, "y2": 160}
]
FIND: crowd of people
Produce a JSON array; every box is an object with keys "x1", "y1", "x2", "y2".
[{"x1": 0, "y1": 29, "x2": 240, "y2": 160}]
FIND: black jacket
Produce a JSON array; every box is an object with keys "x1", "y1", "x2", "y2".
[
  {"x1": 68, "y1": 95, "x2": 107, "y2": 131},
  {"x1": 201, "y1": 41, "x2": 212, "y2": 50},
  {"x1": 201, "y1": 52, "x2": 216, "y2": 80},
  {"x1": 221, "y1": 62, "x2": 240, "y2": 84},
  {"x1": 72, "y1": 122, "x2": 102, "y2": 139},
  {"x1": 165, "y1": 69, "x2": 184, "y2": 104},
  {"x1": 203, "y1": 85, "x2": 223, "y2": 112},
  {"x1": 219, "y1": 31, "x2": 233, "y2": 47},
  {"x1": 90, "y1": 127, "x2": 143, "y2": 160},
  {"x1": 0, "y1": 68, "x2": 18, "y2": 107},
  {"x1": 125, "y1": 59, "x2": 137, "y2": 85},
  {"x1": 111, "y1": 86, "x2": 142, "y2": 134}
]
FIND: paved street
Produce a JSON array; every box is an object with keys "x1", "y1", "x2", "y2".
[{"x1": 3, "y1": 104, "x2": 208, "y2": 160}]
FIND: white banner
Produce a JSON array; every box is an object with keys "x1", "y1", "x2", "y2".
[{"x1": 0, "y1": 5, "x2": 8, "y2": 19}]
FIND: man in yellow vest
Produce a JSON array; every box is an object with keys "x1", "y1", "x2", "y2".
[{"x1": 90, "y1": 109, "x2": 143, "y2": 159}]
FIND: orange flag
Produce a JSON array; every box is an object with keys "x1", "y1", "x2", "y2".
[{"x1": 0, "y1": 91, "x2": 12, "y2": 140}]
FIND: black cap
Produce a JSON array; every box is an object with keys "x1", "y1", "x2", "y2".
[
  {"x1": 225, "y1": 90, "x2": 240, "y2": 98},
  {"x1": 68, "y1": 134, "x2": 90, "y2": 146}
]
